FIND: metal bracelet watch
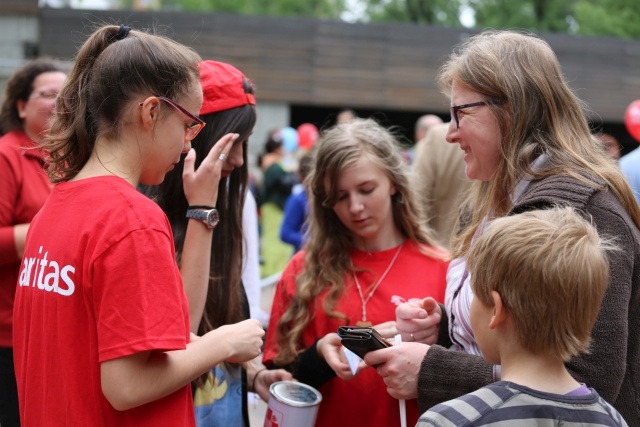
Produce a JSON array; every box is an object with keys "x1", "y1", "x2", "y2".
[{"x1": 186, "y1": 207, "x2": 220, "y2": 229}]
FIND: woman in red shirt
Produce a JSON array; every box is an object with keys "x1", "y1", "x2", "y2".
[{"x1": 0, "y1": 58, "x2": 66, "y2": 427}]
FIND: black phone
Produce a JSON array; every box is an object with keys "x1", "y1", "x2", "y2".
[{"x1": 337, "y1": 326, "x2": 391, "y2": 359}]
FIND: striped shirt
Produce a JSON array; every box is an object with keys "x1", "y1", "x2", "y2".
[
  {"x1": 445, "y1": 257, "x2": 481, "y2": 355},
  {"x1": 444, "y1": 156, "x2": 548, "y2": 357},
  {"x1": 417, "y1": 381, "x2": 628, "y2": 427}
]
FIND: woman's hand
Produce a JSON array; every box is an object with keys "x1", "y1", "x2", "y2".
[
  {"x1": 182, "y1": 133, "x2": 238, "y2": 207},
  {"x1": 364, "y1": 342, "x2": 430, "y2": 400},
  {"x1": 317, "y1": 332, "x2": 366, "y2": 380},
  {"x1": 395, "y1": 297, "x2": 442, "y2": 344}
]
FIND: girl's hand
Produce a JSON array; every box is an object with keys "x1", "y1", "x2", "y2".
[
  {"x1": 182, "y1": 133, "x2": 238, "y2": 207},
  {"x1": 215, "y1": 319, "x2": 264, "y2": 364},
  {"x1": 252, "y1": 367, "x2": 293, "y2": 402},
  {"x1": 372, "y1": 320, "x2": 397, "y2": 339},
  {"x1": 317, "y1": 333, "x2": 366, "y2": 380}
]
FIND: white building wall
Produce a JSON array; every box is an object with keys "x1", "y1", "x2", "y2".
[{"x1": 0, "y1": 14, "x2": 39, "y2": 97}]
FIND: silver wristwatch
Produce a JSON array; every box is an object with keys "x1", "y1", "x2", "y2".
[{"x1": 186, "y1": 208, "x2": 220, "y2": 229}]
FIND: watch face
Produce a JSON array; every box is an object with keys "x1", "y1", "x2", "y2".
[
  {"x1": 206, "y1": 209, "x2": 220, "y2": 228},
  {"x1": 187, "y1": 208, "x2": 219, "y2": 229}
]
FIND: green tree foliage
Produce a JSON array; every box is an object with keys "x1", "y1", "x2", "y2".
[
  {"x1": 363, "y1": 0, "x2": 463, "y2": 26},
  {"x1": 573, "y1": 0, "x2": 640, "y2": 38},
  {"x1": 359, "y1": 0, "x2": 640, "y2": 39},
  {"x1": 129, "y1": 0, "x2": 348, "y2": 19},
  {"x1": 470, "y1": 0, "x2": 575, "y2": 33},
  {"x1": 461, "y1": 0, "x2": 639, "y2": 39},
  {"x1": 116, "y1": 0, "x2": 640, "y2": 39}
]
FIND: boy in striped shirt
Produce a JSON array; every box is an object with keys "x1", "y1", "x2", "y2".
[{"x1": 418, "y1": 207, "x2": 628, "y2": 427}]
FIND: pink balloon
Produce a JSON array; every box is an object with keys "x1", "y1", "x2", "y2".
[
  {"x1": 297, "y1": 123, "x2": 319, "y2": 150},
  {"x1": 625, "y1": 100, "x2": 640, "y2": 143}
]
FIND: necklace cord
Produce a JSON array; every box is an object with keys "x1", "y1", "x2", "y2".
[{"x1": 352, "y1": 243, "x2": 404, "y2": 322}]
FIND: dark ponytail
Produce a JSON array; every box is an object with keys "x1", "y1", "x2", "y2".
[{"x1": 44, "y1": 25, "x2": 201, "y2": 182}]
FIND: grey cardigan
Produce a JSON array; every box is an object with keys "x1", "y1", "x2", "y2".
[{"x1": 417, "y1": 174, "x2": 640, "y2": 425}]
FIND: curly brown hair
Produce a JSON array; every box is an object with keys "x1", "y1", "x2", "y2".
[{"x1": 0, "y1": 58, "x2": 66, "y2": 136}]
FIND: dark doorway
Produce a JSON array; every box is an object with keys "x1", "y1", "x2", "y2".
[
  {"x1": 290, "y1": 104, "x2": 448, "y2": 147},
  {"x1": 291, "y1": 104, "x2": 638, "y2": 157}
]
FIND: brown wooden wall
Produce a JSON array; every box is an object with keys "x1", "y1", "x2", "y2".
[
  {"x1": 38, "y1": 8, "x2": 640, "y2": 122},
  {"x1": 0, "y1": 0, "x2": 38, "y2": 14}
]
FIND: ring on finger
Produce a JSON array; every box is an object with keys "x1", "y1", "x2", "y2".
[{"x1": 218, "y1": 153, "x2": 227, "y2": 162}]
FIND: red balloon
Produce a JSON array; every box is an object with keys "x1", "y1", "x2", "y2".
[
  {"x1": 297, "y1": 123, "x2": 319, "y2": 150},
  {"x1": 625, "y1": 100, "x2": 640, "y2": 143}
]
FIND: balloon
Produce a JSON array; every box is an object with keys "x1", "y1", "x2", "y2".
[
  {"x1": 297, "y1": 123, "x2": 319, "y2": 150},
  {"x1": 281, "y1": 127, "x2": 299, "y2": 153},
  {"x1": 625, "y1": 100, "x2": 640, "y2": 142}
]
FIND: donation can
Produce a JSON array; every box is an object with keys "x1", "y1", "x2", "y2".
[{"x1": 264, "y1": 381, "x2": 322, "y2": 427}]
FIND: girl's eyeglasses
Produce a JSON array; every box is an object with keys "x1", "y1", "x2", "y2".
[{"x1": 139, "y1": 96, "x2": 205, "y2": 141}]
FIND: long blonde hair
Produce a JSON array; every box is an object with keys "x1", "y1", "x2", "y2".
[
  {"x1": 438, "y1": 30, "x2": 640, "y2": 257},
  {"x1": 274, "y1": 118, "x2": 446, "y2": 365}
]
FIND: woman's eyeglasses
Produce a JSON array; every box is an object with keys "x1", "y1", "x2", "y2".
[
  {"x1": 139, "y1": 96, "x2": 205, "y2": 141},
  {"x1": 450, "y1": 99, "x2": 503, "y2": 128},
  {"x1": 29, "y1": 90, "x2": 59, "y2": 100}
]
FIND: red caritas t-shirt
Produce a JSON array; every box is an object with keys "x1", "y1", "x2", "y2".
[
  {"x1": 263, "y1": 241, "x2": 448, "y2": 427},
  {"x1": 13, "y1": 176, "x2": 195, "y2": 427}
]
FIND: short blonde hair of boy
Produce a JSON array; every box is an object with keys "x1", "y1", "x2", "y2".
[{"x1": 467, "y1": 207, "x2": 616, "y2": 361}]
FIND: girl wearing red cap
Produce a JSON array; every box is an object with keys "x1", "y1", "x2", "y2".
[{"x1": 145, "y1": 60, "x2": 291, "y2": 427}]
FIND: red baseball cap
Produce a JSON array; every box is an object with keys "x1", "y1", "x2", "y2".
[{"x1": 199, "y1": 60, "x2": 256, "y2": 115}]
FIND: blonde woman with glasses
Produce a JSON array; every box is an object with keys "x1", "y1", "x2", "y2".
[{"x1": 366, "y1": 29, "x2": 640, "y2": 426}]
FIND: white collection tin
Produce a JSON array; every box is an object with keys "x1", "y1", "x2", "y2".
[{"x1": 264, "y1": 381, "x2": 322, "y2": 427}]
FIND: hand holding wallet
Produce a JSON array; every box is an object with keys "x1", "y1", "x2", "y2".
[{"x1": 337, "y1": 326, "x2": 391, "y2": 359}]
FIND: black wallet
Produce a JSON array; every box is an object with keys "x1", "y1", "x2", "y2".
[{"x1": 337, "y1": 326, "x2": 391, "y2": 359}]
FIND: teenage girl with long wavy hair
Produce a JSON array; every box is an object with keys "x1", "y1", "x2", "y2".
[{"x1": 263, "y1": 118, "x2": 449, "y2": 427}]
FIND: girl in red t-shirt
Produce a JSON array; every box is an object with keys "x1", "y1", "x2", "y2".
[
  {"x1": 13, "y1": 25, "x2": 264, "y2": 427},
  {"x1": 263, "y1": 118, "x2": 449, "y2": 427}
]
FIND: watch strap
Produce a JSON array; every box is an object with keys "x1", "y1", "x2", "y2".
[{"x1": 186, "y1": 208, "x2": 219, "y2": 229}]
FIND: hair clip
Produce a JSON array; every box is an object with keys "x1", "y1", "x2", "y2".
[{"x1": 115, "y1": 25, "x2": 131, "y2": 41}]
